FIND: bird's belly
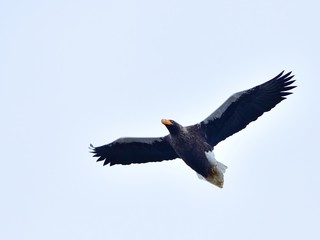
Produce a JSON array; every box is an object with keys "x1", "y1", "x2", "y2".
[
  {"x1": 170, "y1": 137, "x2": 214, "y2": 176},
  {"x1": 179, "y1": 150, "x2": 212, "y2": 177},
  {"x1": 182, "y1": 150, "x2": 228, "y2": 188}
]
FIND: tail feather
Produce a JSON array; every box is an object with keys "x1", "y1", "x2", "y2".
[
  {"x1": 206, "y1": 161, "x2": 226, "y2": 188},
  {"x1": 216, "y1": 161, "x2": 227, "y2": 174},
  {"x1": 203, "y1": 151, "x2": 228, "y2": 188}
]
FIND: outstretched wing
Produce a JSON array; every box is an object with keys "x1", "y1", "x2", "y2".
[
  {"x1": 90, "y1": 136, "x2": 178, "y2": 166},
  {"x1": 199, "y1": 71, "x2": 296, "y2": 147}
]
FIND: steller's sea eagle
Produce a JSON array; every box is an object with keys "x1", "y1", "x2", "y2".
[{"x1": 90, "y1": 71, "x2": 296, "y2": 188}]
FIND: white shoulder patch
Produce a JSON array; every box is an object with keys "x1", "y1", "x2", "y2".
[{"x1": 203, "y1": 91, "x2": 245, "y2": 123}]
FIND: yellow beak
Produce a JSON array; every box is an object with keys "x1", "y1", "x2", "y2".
[{"x1": 161, "y1": 119, "x2": 173, "y2": 125}]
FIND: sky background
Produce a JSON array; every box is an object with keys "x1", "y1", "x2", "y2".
[{"x1": 1, "y1": 0, "x2": 320, "y2": 239}]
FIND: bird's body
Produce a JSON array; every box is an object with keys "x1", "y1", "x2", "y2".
[
  {"x1": 166, "y1": 124, "x2": 212, "y2": 177},
  {"x1": 90, "y1": 71, "x2": 296, "y2": 188},
  {"x1": 163, "y1": 122, "x2": 226, "y2": 187}
]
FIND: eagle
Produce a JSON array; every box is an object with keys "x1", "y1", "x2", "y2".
[{"x1": 90, "y1": 71, "x2": 296, "y2": 188}]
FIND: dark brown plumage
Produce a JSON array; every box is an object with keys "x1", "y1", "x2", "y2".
[{"x1": 90, "y1": 71, "x2": 296, "y2": 188}]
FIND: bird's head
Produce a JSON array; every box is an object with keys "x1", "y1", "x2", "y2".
[{"x1": 161, "y1": 119, "x2": 182, "y2": 135}]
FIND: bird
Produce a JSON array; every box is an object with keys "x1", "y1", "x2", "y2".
[{"x1": 90, "y1": 71, "x2": 296, "y2": 188}]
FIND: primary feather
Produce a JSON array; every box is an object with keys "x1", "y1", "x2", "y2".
[{"x1": 90, "y1": 71, "x2": 296, "y2": 188}]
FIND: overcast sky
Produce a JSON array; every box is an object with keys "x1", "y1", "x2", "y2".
[{"x1": 1, "y1": 0, "x2": 320, "y2": 239}]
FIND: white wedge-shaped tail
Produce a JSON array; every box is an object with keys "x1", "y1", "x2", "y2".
[{"x1": 204, "y1": 151, "x2": 227, "y2": 188}]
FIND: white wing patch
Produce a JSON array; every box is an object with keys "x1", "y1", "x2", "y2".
[{"x1": 203, "y1": 91, "x2": 245, "y2": 123}]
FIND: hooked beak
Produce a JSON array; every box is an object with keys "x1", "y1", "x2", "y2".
[{"x1": 161, "y1": 119, "x2": 173, "y2": 125}]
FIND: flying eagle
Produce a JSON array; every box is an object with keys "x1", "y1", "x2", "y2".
[{"x1": 90, "y1": 71, "x2": 296, "y2": 188}]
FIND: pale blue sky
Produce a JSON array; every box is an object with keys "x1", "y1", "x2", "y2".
[{"x1": 1, "y1": 0, "x2": 319, "y2": 239}]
